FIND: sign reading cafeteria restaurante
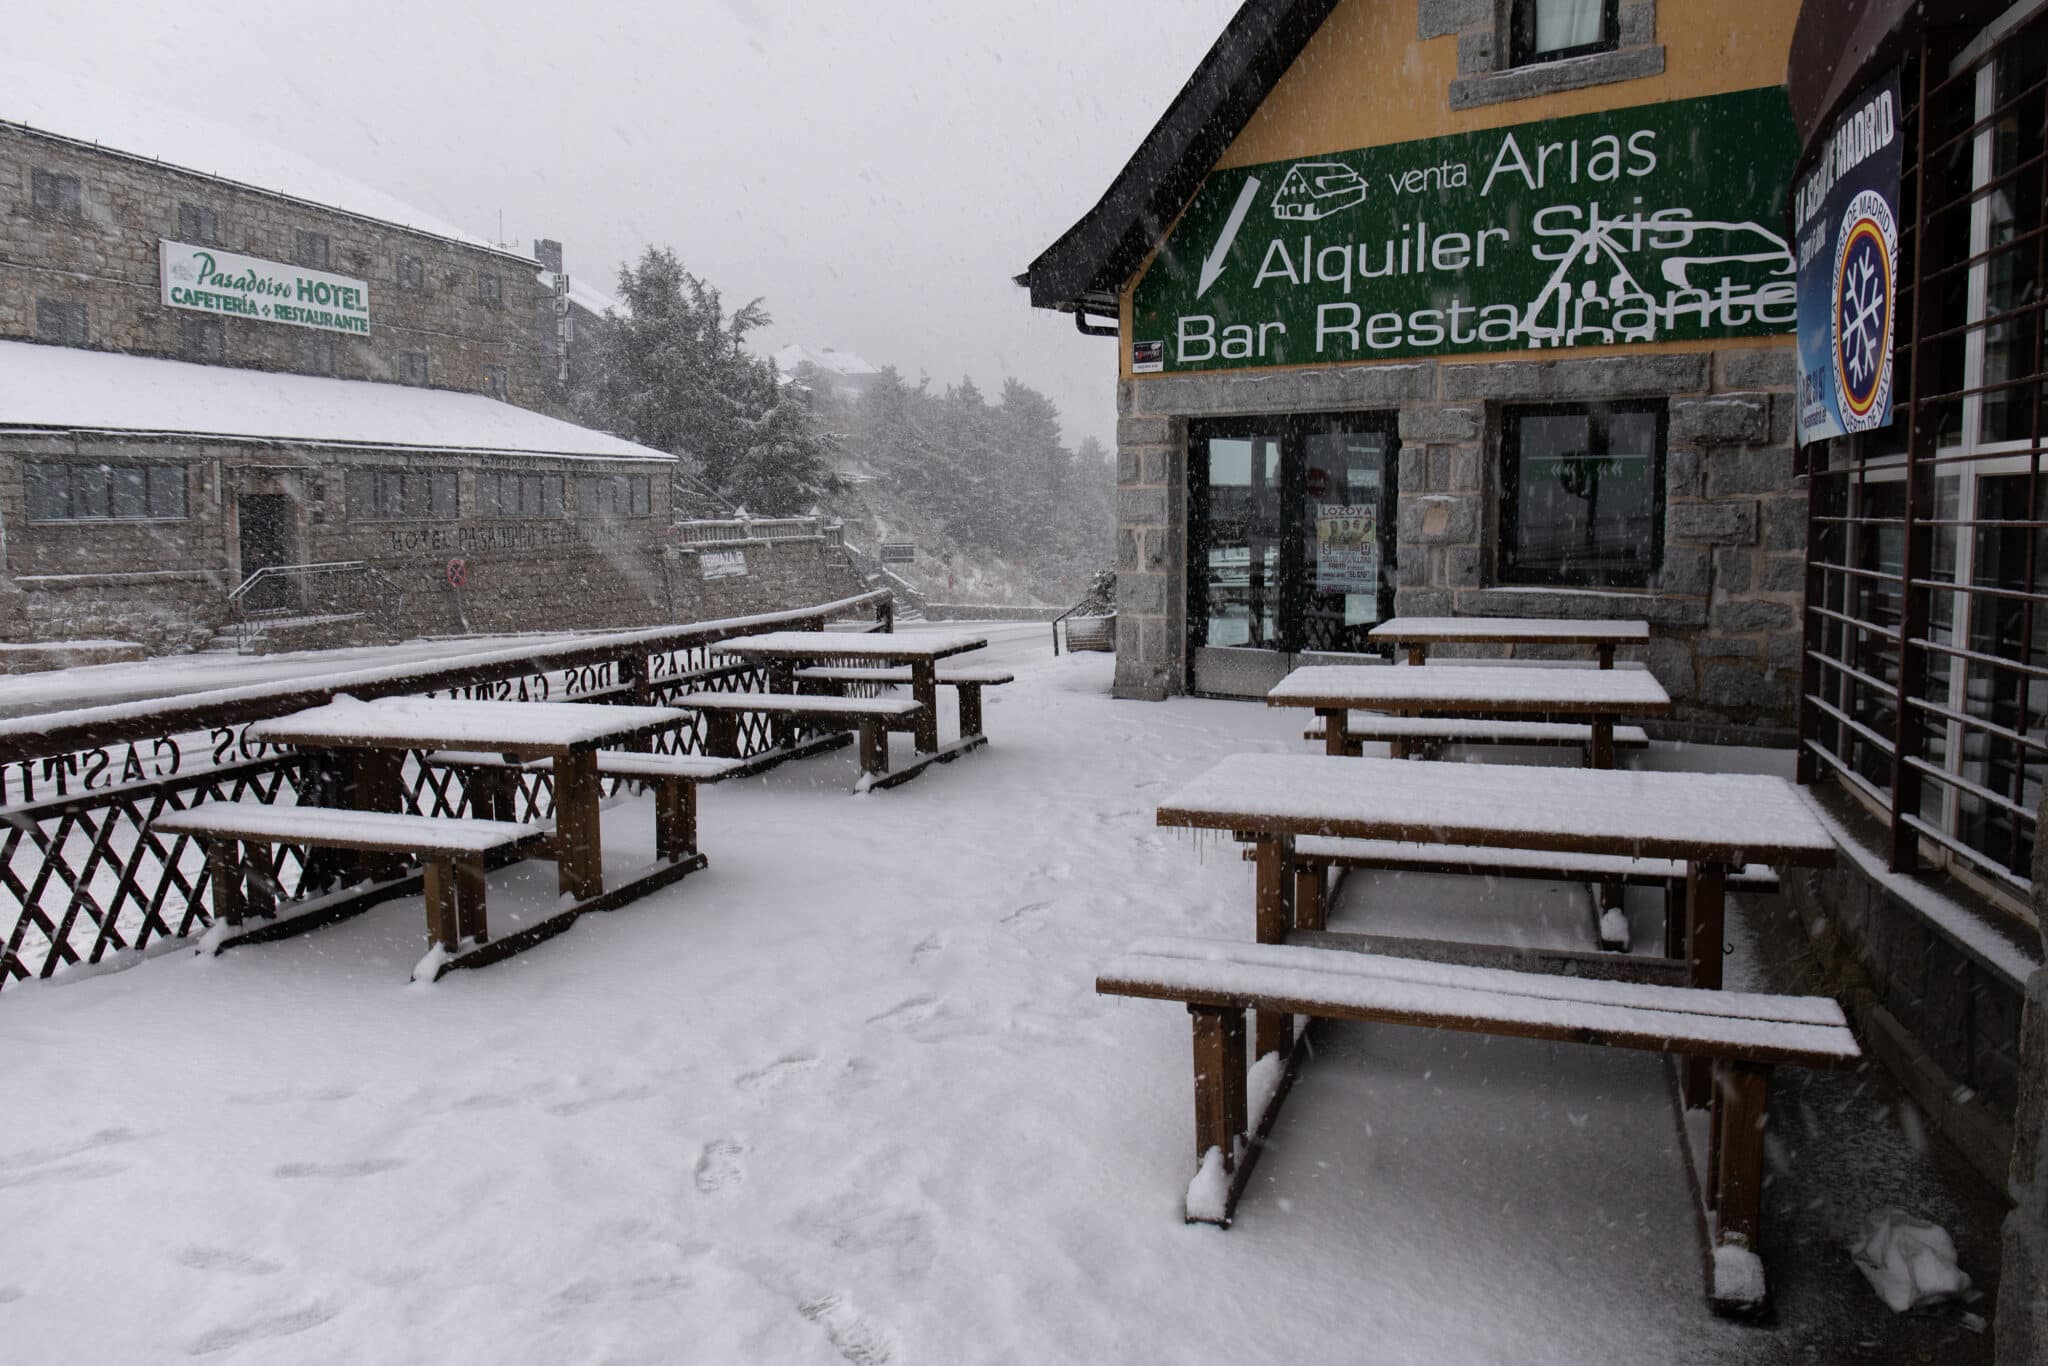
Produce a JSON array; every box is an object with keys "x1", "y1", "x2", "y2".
[{"x1": 158, "y1": 240, "x2": 371, "y2": 336}]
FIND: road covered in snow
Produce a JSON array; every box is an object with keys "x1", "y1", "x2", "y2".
[{"x1": 0, "y1": 641, "x2": 1908, "y2": 1363}]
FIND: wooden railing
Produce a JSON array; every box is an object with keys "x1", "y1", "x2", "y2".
[
  {"x1": 0, "y1": 589, "x2": 892, "y2": 991},
  {"x1": 671, "y1": 516, "x2": 837, "y2": 545}
]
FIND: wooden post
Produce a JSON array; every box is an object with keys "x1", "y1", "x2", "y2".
[
  {"x1": 553, "y1": 751, "x2": 603, "y2": 901},
  {"x1": 454, "y1": 856, "x2": 489, "y2": 944},
  {"x1": 1683, "y1": 861, "x2": 1729, "y2": 1108},
  {"x1": 957, "y1": 683, "x2": 984, "y2": 739},
  {"x1": 206, "y1": 841, "x2": 244, "y2": 927},
  {"x1": 1190, "y1": 1005, "x2": 1249, "y2": 1173},
  {"x1": 1253, "y1": 837, "x2": 1295, "y2": 1059},
  {"x1": 910, "y1": 659, "x2": 940, "y2": 753},
  {"x1": 1597, "y1": 643, "x2": 1616, "y2": 670},
  {"x1": 1319, "y1": 707, "x2": 1348, "y2": 758},
  {"x1": 243, "y1": 842, "x2": 277, "y2": 919},
  {"x1": 1406, "y1": 644, "x2": 1427, "y2": 667},
  {"x1": 1294, "y1": 863, "x2": 1325, "y2": 932},
  {"x1": 422, "y1": 857, "x2": 459, "y2": 951},
  {"x1": 858, "y1": 721, "x2": 889, "y2": 779},
  {"x1": 705, "y1": 711, "x2": 740, "y2": 759},
  {"x1": 1589, "y1": 716, "x2": 1616, "y2": 770},
  {"x1": 1714, "y1": 1059, "x2": 1771, "y2": 1249}
]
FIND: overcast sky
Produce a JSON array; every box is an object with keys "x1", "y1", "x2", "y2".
[{"x1": 17, "y1": 0, "x2": 1245, "y2": 452}]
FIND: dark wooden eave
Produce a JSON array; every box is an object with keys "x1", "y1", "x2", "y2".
[
  {"x1": 1016, "y1": 0, "x2": 1341, "y2": 317},
  {"x1": 1787, "y1": 0, "x2": 2015, "y2": 167}
]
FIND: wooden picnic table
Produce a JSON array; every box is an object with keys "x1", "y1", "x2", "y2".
[
  {"x1": 1155, "y1": 751, "x2": 1836, "y2": 1104},
  {"x1": 1368, "y1": 615, "x2": 1649, "y2": 668},
  {"x1": 251, "y1": 696, "x2": 688, "y2": 904},
  {"x1": 1268, "y1": 662, "x2": 1671, "y2": 768},
  {"x1": 709, "y1": 629, "x2": 988, "y2": 755}
]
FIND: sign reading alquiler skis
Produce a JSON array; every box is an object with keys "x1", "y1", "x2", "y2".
[
  {"x1": 159, "y1": 240, "x2": 371, "y2": 336},
  {"x1": 1131, "y1": 87, "x2": 1798, "y2": 374}
]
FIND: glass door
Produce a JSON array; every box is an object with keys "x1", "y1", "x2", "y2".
[{"x1": 1188, "y1": 414, "x2": 1399, "y2": 695}]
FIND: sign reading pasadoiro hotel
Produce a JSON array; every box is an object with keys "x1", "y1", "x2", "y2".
[
  {"x1": 1131, "y1": 87, "x2": 1797, "y2": 374},
  {"x1": 159, "y1": 240, "x2": 371, "y2": 336}
]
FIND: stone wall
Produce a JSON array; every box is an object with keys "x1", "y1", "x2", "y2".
[
  {"x1": 0, "y1": 125, "x2": 543, "y2": 411},
  {"x1": 1113, "y1": 342, "x2": 1806, "y2": 739},
  {"x1": 667, "y1": 538, "x2": 871, "y2": 622}
]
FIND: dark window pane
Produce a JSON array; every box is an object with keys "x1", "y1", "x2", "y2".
[
  {"x1": 180, "y1": 315, "x2": 224, "y2": 362},
  {"x1": 299, "y1": 336, "x2": 336, "y2": 376},
  {"x1": 24, "y1": 464, "x2": 67, "y2": 521},
  {"x1": 177, "y1": 202, "x2": 217, "y2": 243},
  {"x1": 397, "y1": 253, "x2": 424, "y2": 289},
  {"x1": 108, "y1": 466, "x2": 148, "y2": 518},
  {"x1": 72, "y1": 465, "x2": 111, "y2": 519},
  {"x1": 148, "y1": 466, "x2": 186, "y2": 518},
  {"x1": 544, "y1": 475, "x2": 563, "y2": 517},
  {"x1": 431, "y1": 472, "x2": 458, "y2": 519},
  {"x1": 295, "y1": 230, "x2": 330, "y2": 268},
  {"x1": 1500, "y1": 403, "x2": 1663, "y2": 587},
  {"x1": 36, "y1": 299, "x2": 87, "y2": 345},
  {"x1": 31, "y1": 169, "x2": 81, "y2": 217}
]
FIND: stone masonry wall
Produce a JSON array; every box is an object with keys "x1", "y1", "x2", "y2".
[
  {"x1": 0, "y1": 125, "x2": 543, "y2": 411},
  {"x1": 1113, "y1": 343, "x2": 1805, "y2": 739}
]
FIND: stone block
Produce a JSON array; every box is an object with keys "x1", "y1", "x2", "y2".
[
  {"x1": 1443, "y1": 545, "x2": 1481, "y2": 587},
  {"x1": 1140, "y1": 447, "x2": 1171, "y2": 485},
  {"x1": 1657, "y1": 546, "x2": 1710, "y2": 597},
  {"x1": 1140, "y1": 527, "x2": 1178, "y2": 573},
  {"x1": 1117, "y1": 414, "x2": 1174, "y2": 446},
  {"x1": 1712, "y1": 597, "x2": 1797, "y2": 632},
  {"x1": 1399, "y1": 447, "x2": 1426, "y2": 493},
  {"x1": 1439, "y1": 352, "x2": 1709, "y2": 401},
  {"x1": 1394, "y1": 587, "x2": 1455, "y2": 617},
  {"x1": 1768, "y1": 393, "x2": 1796, "y2": 446},
  {"x1": 1764, "y1": 629, "x2": 1803, "y2": 669},
  {"x1": 1666, "y1": 499, "x2": 1756, "y2": 545},
  {"x1": 1117, "y1": 449, "x2": 1140, "y2": 484},
  {"x1": 1449, "y1": 43, "x2": 1666, "y2": 110},
  {"x1": 1712, "y1": 547, "x2": 1752, "y2": 596},
  {"x1": 1118, "y1": 487, "x2": 1167, "y2": 526},
  {"x1": 1666, "y1": 447, "x2": 1703, "y2": 498},
  {"x1": 1762, "y1": 494, "x2": 1807, "y2": 552},
  {"x1": 1705, "y1": 446, "x2": 1796, "y2": 498},
  {"x1": 1120, "y1": 573, "x2": 1167, "y2": 617},
  {"x1": 1698, "y1": 635, "x2": 1761, "y2": 660},
  {"x1": 1116, "y1": 527, "x2": 1137, "y2": 571},
  {"x1": 1715, "y1": 346, "x2": 1795, "y2": 390},
  {"x1": 1427, "y1": 448, "x2": 1451, "y2": 492},
  {"x1": 1400, "y1": 494, "x2": 1478, "y2": 544},
  {"x1": 1417, "y1": 0, "x2": 1490, "y2": 39},
  {"x1": 1758, "y1": 554, "x2": 1805, "y2": 594},
  {"x1": 1447, "y1": 446, "x2": 1482, "y2": 493},
  {"x1": 1397, "y1": 554, "x2": 1428, "y2": 587},
  {"x1": 1644, "y1": 636, "x2": 1697, "y2": 699},
  {"x1": 1671, "y1": 395, "x2": 1768, "y2": 446},
  {"x1": 1700, "y1": 662, "x2": 1790, "y2": 710},
  {"x1": 1456, "y1": 30, "x2": 1494, "y2": 75},
  {"x1": 1399, "y1": 404, "x2": 1480, "y2": 444},
  {"x1": 1616, "y1": 0, "x2": 1656, "y2": 46},
  {"x1": 1128, "y1": 362, "x2": 1435, "y2": 415}
]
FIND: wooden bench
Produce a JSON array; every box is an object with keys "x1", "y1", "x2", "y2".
[
  {"x1": 1095, "y1": 935, "x2": 1861, "y2": 1314},
  {"x1": 792, "y1": 665, "x2": 1014, "y2": 736},
  {"x1": 1282, "y1": 835, "x2": 1779, "y2": 960},
  {"x1": 423, "y1": 749, "x2": 741, "y2": 864},
  {"x1": 1304, "y1": 714, "x2": 1651, "y2": 762},
  {"x1": 670, "y1": 691, "x2": 924, "y2": 784},
  {"x1": 152, "y1": 800, "x2": 546, "y2": 965}
]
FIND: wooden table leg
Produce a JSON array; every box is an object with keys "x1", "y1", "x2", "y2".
[
  {"x1": 206, "y1": 841, "x2": 245, "y2": 927},
  {"x1": 958, "y1": 682, "x2": 984, "y2": 739},
  {"x1": 1319, "y1": 708, "x2": 1348, "y2": 758},
  {"x1": 1589, "y1": 716, "x2": 1616, "y2": 770},
  {"x1": 1683, "y1": 861, "x2": 1730, "y2": 1107},
  {"x1": 911, "y1": 660, "x2": 940, "y2": 753},
  {"x1": 1598, "y1": 643, "x2": 1616, "y2": 670},
  {"x1": 1190, "y1": 1004, "x2": 1249, "y2": 1180},
  {"x1": 455, "y1": 855, "x2": 489, "y2": 944},
  {"x1": 1713, "y1": 1058, "x2": 1771, "y2": 1250},
  {"x1": 553, "y1": 750, "x2": 603, "y2": 901},
  {"x1": 1407, "y1": 644, "x2": 1427, "y2": 667},
  {"x1": 1253, "y1": 836, "x2": 1296, "y2": 1060},
  {"x1": 341, "y1": 748, "x2": 407, "y2": 884},
  {"x1": 423, "y1": 856, "x2": 459, "y2": 951}
]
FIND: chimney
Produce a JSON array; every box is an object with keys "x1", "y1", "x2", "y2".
[{"x1": 533, "y1": 238, "x2": 564, "y2": 274}]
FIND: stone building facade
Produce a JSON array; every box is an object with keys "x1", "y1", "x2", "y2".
[{"x1": 1025, "y1": 0, "x2": 1810, "y2": 741}]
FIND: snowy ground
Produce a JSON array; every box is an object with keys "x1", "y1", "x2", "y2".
[{"x1": 0, "y1": 636, "x2": 1994, "y2": 1363}]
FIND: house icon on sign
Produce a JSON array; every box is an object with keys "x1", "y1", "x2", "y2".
[{"x1": 1271, "y1": 162, "x2": 1368, "y2": 221}]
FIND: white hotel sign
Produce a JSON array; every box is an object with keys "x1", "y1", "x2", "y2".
[{"x1": 159, "y1": 240, "x2": 371, "y2": 336}]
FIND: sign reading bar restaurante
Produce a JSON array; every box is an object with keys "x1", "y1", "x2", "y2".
[
  {"x1": 159, "y1": 240, "x2": 371, "y2": 336},
  {"x1": 1131, "y1": 87, "x2": 1798, "y2": 374}
]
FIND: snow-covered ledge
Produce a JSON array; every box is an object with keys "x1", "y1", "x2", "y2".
[{"x1": 1996, "y1": 799, "x2": 2048, "y2": 1362}]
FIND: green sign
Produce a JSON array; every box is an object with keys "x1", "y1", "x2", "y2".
[
  {"x1": 1130, "y1": 87, "x2": 1798, "y2": 374},
  {"x1": 160, "y1": 240, "x2": 371, "y2": 336}
]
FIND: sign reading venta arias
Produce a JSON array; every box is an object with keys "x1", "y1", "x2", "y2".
[
  {"x1": 160, "y1": 240, "x2": 371, "y2": 336},
  {"x1": 1130, "y1": 87, "x2": 1798, "y2": 374}
]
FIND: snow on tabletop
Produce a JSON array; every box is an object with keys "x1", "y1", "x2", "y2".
[
  {"x1": 152, "y1": 799, "x2": 545, "y2": 853},
  {"x1": 1160, "y1": 753, "x2": 1837, "y2": 860},
  {"x1": 0, "y1": 340, "x2": 670, "y2": 462},
  {"x1": 1269, "y1": 663, "x2": 1669, "y2": 708},
  {"x1": 1292, "y1": 836, "x2": 1773, "y2": 883},
  {"x1": 1111, "y1": 936, "x2": 1850, "y2": 1028},
  {"x1": 249, "y1": 695, "x2": 687, "y2": 750},
  {"x1": 1099, "y1": 946, "x2": 1858, "y2": 1061},
  {"x1": 708, "y1": 630, "x2": 987, "y2": 658},
  {"x1": 1331, "y1": 716, "x2": 1651, "y2": 740},
  {"x1": 1368, "y1": 616, "x2": 1650, "y2": 642},
  {"x1": 671, "y1": 691, "x2": 922, "y2": 715}
]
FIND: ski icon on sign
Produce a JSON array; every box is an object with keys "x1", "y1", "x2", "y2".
[
  {"x1": 1196, "y1": 175, "x2": 1262, "y2": 299},
  {"x1": 1271, "y1": 162, "x2": 1368, "y2": 221}
]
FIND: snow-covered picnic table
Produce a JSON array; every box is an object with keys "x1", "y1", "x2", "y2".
[
  {"x1": 1367, "y1": 615, "x2": 1650, "y2": 667},
  {"x1": 1268, "y1": 661, "x2": 1672, "y2": 767},
  {"x1": 708, "y1": 628, "x2": 992, "y2": 763},
  {"x1": 1155, "y1": 752, "x2": 1836, "y2": 1083},
  {"x1": 250, "y1": 696, "x2": 691, "y2": 907}
]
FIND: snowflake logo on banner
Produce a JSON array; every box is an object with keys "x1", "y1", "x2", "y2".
[{"x1": 1831, "y1": 189, "x2": 1899, "y2": 432}]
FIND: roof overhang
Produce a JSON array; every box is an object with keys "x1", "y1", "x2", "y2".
[{"x1": 1017, "y1": 0, "x2": 1340, "y2": 317}]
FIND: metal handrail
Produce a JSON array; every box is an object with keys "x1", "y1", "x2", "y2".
[
  {"x1": 227, "y1": 561, "x2": 405, "y2": 649},
  {"x1": 227, "y1": 560, "x2": 375, "y2": 613},
  {"x1": 1051, "y1": 595, "x2": 1113, "y2": 655}
]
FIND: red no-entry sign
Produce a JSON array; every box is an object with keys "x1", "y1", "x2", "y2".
[{"x1": 446, "y1": 557, "x2": 468, "y2": 589}]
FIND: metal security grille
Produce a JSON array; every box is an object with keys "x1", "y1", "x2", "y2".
[{"x1": 1799, "y1": 9, "x2": 2048, "y2": 908}]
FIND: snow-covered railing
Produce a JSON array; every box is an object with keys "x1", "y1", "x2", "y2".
[
  {"x1": 671, "y1": 516, "x2": 834, "y2": 546},
  {"x1": 0, "y1": 588, "x2": 892, "y2": 991}
]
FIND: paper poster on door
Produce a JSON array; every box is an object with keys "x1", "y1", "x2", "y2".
[{"x1": 1315, "y1": 503, "x2": 1378, "y2": 593}]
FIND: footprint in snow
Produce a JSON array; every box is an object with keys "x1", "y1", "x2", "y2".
[
  {"x1": 997, "y1": 899, "x2": 1052, "y2": 927},
  {"x1": 270, "y1": 1158, "x2": 404, "y2": 1180},
  {"x1": 226, "y1": 1085, "x2": 355, "y2": 1107},
  {"x1": 693, "y1": 1139, "x2": 746, "y2": 1194},
  {"x1": 909, "y1": 933, "x2": 944, "y2": 963},
  {"x1": 0, "y1": 1125, "x2": 141, "y2": 1168},
  {"x1": 736, "y1": 1054, "x2": 820, "y2": 1092},
  {"x1": 185, "y1": 1302, "x2": 338, "y2": 1356},
  {"x1": 0, "y1": 1160, "x2": 128, "y2": 1190},
  {"x1": 864, "y1": 995, "x2": 941, "y2": 1028},
  {"x1": 545, "y1": 1083, "x2": 657, "y2": 1118},
  {"x1": 798, "y1": 1291, "x2": 896, "y2": 1365},
  {"x1": 175, "y1": 1247, "x2": 282, "y2": 1277}
]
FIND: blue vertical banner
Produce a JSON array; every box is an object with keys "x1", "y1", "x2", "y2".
[{"x1": 1794, "y1": 70, "x2": 1904, "y2": 445}]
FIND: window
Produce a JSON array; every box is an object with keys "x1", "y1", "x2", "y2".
[
  {"x1": 299, "y1": 335, "x2": 336, "y2": 377},
  {"x1": 577, "y1": 474, "x2": 654, "y2": 519},
  {"x1": 1498, "y1": 401, "x2": 1664, "y2": 588},
  {"x1": 295, "y1": 230, "x2": 330, "y2": 269},
  {"x1": 179, "y1": 315, "x2": 225, "y2": 363},
  {"x1": 1510, "y1": 0, "x2": 1618, "y2": 66},
  {"x1": 35, "y1": 299, "x2": 87, "y2": 345},
  {"x1": 24, "y1": 463, "x2": 186, "y2": 522},
  {"x1": 345, "y1": 468, "x2": 458, "y2": 521},
  {"x1": 399, "y1": 351, "x2": 429, "y2": 386},
  {"x1": 478, "y1": 272, "x2": 502, "y2": 308},
  {"x1": 30, "y1": 169, "x2": 81, "y2": 218},
  {"x1": 478, "y1": 471, "x2": 564, "y2": 519},
  {"x1": 482, "y1": 364, "x2": 508, "y2": 400},
  {"x1": 177, "y1": 202, "x2": 218, "y2": 244},
  {"x1": 396, "y1": 253, "x2": 425, "y2": 289}
]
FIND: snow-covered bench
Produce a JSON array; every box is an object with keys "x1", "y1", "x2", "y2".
[
  {"x1": 1094, "y1": 935, "x2": 1860, "y2": 1315},
  {"x1": 422, "y1": 749, "x2": 742, "y2": 863},
  {"x1": 1303, "y1": 714, "x2": 1651, "y2": 762},
  {"x1": 152, "y1": 800, "x2": 546, "y2": 966},
  {"x1": 791, "y1": 664, "x2": 1014, "y2": 737},
  {"x1": 670, "y1": 691, "x2": 924, "y2": 785}
]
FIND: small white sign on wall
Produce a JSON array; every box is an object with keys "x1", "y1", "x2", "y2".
[{"x1": 700, "y1": 549, "x2": 748, "y2": 580}]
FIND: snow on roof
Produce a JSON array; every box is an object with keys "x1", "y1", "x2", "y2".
[
  {"x1": 0, "y1": 339, "x2": 674, "y2": 463},
  {"x1": 772, "y1": 343, "x2": 880, "y2": 379},
  {"x1": 0, "y1": 61, "x2": 526, "y2": 261},
  {"x1": 538, "y1": 271, "x2": 628, "y2": 320}
]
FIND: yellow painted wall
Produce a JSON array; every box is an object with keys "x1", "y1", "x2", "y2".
[{"x1": 1119, "y1": 0, "x2": 1800, "y2": 379}]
